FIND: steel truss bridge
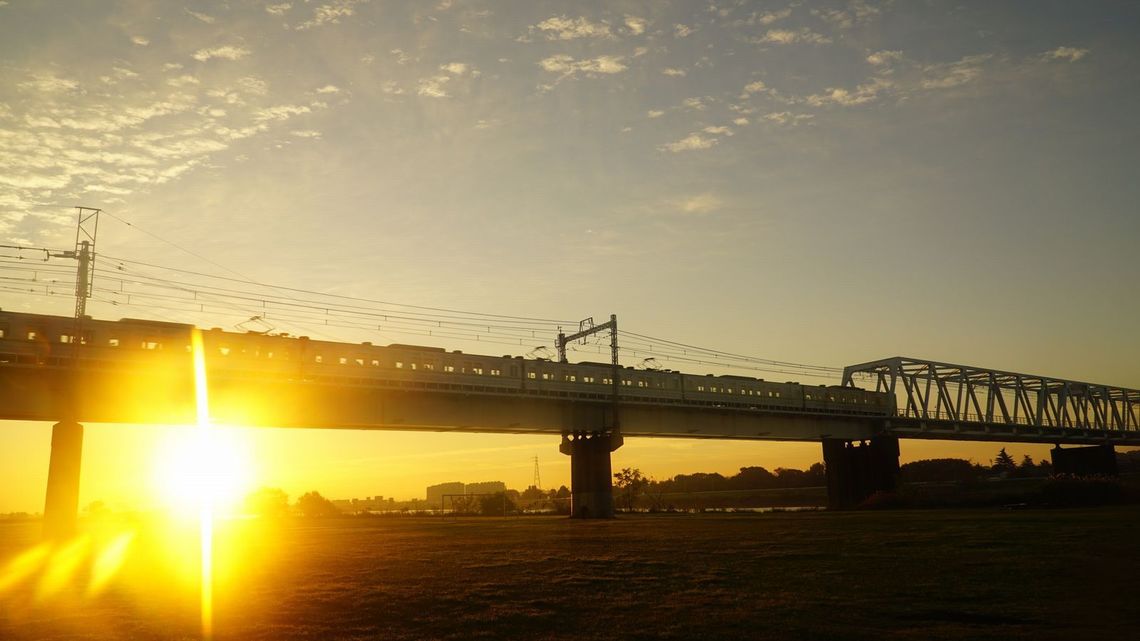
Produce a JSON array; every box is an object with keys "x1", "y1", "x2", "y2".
[{"x1": 843, "y1": 357, "x2": 1140, "y2": 445}]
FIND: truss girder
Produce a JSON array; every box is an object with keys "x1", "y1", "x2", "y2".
[{"x1": 842, "y1": 357, "x2": 1140, "y2": 435}]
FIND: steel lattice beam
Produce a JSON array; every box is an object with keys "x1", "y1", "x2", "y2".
[{"x1": 842, "y1": 357, "x2": 1140, "y2": 437}]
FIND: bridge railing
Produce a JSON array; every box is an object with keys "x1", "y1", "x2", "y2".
[{"x1": 841, "y1": 357, "x2": 1140, "y2": 434}]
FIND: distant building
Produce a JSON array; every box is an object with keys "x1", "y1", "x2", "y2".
[
  {"x1": 332, "y1": 496, "x2": 387, "y2": 513},
  {"x1": 426, "y1": 482, "x2": 465, "y2": 507},
  {"x1": 465, "y1": 481, "x2": 506, "y2": 495}
]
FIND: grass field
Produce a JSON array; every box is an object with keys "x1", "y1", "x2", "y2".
[{"x1": 2, "y1": 508, "x2": 1138, "y2": 640}]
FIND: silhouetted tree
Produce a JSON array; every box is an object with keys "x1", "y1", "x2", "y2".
[
  {"x1": 900, "y1": 458, "x2": 979, "y2": 483},
  {"x1": 296, "y1": 491, "x2": 340, "y2": 517},
  {"x1": 614, "y1": 467, "x2": 649, "y2": 512},
  {"x1": 554, "y1": 485, "x2": 571, "y2": 499},
  {"x1": 521, "y1": 486, "x2": 545, "y2": 500},
  {"x1": 245, "y1": 487, "x2": 289, "y2": 518},
  {"x1": 992, "y1": 448, "x2": 1017, "y2": 475},
  {"x1": 479, "y1": 491, "x2": 517, "y2": 516}
]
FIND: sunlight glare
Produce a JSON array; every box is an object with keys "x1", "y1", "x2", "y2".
[
  {"x1": 0, "y1": 544, "x2": 51, "y2": 593},
  {"x1": 36, "y1": 537, "x2": 90, "y2": 600},
  {"x1": 87, "y1": 531, "x2": 135, "y2": 596}
]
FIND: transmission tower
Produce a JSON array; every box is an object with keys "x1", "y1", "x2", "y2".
[
  {"x1": 49, "y1": 207, "x2": 101, "y2": 320},
  {"x1": 532, "y1": 456, "x2": 542, "y2": 490}
]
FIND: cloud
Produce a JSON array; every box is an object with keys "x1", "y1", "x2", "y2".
[
  {"x1": 733, "y1": 117, "x2": 750, "y2": 126},
  {"x1": 624, "y1": 16, "x2": 647, "y2": 35},
  {"x1": 757, "y1": 28, "x2": 831, "y2": 45},
  {"x1": 19, "y1": 75, "x2": 79, "y2": 93},
  {"x1": 186, "y1": 9, "x2": 216, "y2": 24},
  {"x1": 417, "y1": 76, "x2": 451, "y2": 98},
  {"x1": 740, "y1": 80, "x2": 768, "y2": 97},
  {"x1": 167, "y1": 75, "x2": 200, "y2": 87},
  {"x1": 813, "y1": 2, "x2": 880, "y2": 29},
  {"x1": 266, "y1": 3, "x2": 292, "y2": 15},
  {"x1": 806, "y1": 77, "x2": 892, "y2": 106},
  {"x1": 702, "y1": 125, "x2": 733, "y2": 136},
  {"x1": 1044, "y1": 46, "x2": 1088, "y2": 62},
  {"x1": 530, "y1": 16, "x2": 612, "y2": 40},
  {"x1": 681, "y1": 97, "x2": 707, "y2": 110},
  {"x1": 315, "y1": 84, "x2": 340, "y2": 94},
  {"x1": 131, "y1": 35, "x2": 150, "y2": 46},
  {"x1": 673, "y1": 24, "x2": 693, "y2": 38},
  {"x1": 539, "y1": 54, "x2": 627, "y2": 78},
  {"x1": 763, "y1": 111, "x2": 814, "y2": 125},
  {"x1": 675, "y1": 193, "x2": 723, "y2": 214},
  {"x1": 662, "y1": 68, "x2": 686, "y2": 77},
  {"x1": 866, "y1": 50, "x2": 903, "y2": 66},
  {"x1": 659, "y1": 133, "x2": 718, "y2": 153},
  {"x1": 381, "y1": 81, "x2": 404, "y2": 95},
  {"x1": 290, "y1": 130, "x2": 321, "y2": 139},
  {"x1": 440, "y1": 62, "x2": 474, "y2": 75},
  {"x1": 754, "y1": 8, "x2": 792, "y2": 26},
  {"x1": 921, "y1": 54, "x2": 990, "y2": 89},
  {"x1": 391, "y1": 49, "x2": 412, "y2": 65},
  {"x1": 647, "y1": 109, "x2": 664, "y2": 118},
  {"x1": 192, "y1": 46, "x2": 251, "y2": 62},
  {"x1": 296, "y1": 0, "x2": 368, "y2": 31}
]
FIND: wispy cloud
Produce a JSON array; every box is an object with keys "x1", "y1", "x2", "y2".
[
  {"x1": 921, "y1": 55, "x2": 991, "y2": 89},
  {"x1": 659, "y1": 133, "x2": 718, "y2": 153},
  {"x1": 296, "y1": 0, "x2": 368, "y2": 31},
  {"x1": 131, "y1": 35, "x2": 150, "y2": 46},
  {"x1": 807, "y1": 77, "x2": 892, "y2": 106},
  {"x1": 675, "y1": 193, "x2": 723, "y2": 214},
  {"x1": 757, "y1": 28, "x2": 831, "y2": 45},
  {"x1": 624, "y1": 16, "x2": 647, "y2": 36},
  {"x1": 1043, "y1": 46, "x2": 1088, "y2": 62},
  {"x1": 662, "y1": 68, "x2": 686, "y2": 77},
  {"x1": 539, "y1": 54, "x2": 627, "y2": 79},
  {"x1": 812, "y1": 1, "x2": 880, "y2": 29},
  {"x1": 266, "y1": 3, "x2": 292, "y2": 16},
  {"x1": 866, "y1": 50, "x2": 903, "y2": 66},
  {"x1": 673, "y1": 24, "x2": 693, "y2": 38},
  {"x1": 527, "y1": 16, "x2": 612, "y2": 41},
  {"x1": 192, "y1": 46, "x2": 251, "y2": 62},
  {"x1": 186, "y1": 9, "x2": 216, "y2": 24}
]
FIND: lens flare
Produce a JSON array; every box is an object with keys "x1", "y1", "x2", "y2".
[
  {"x1": 192, "y1": 328, "x2": 214, "y2": 641},
  {"x1": 36, "y1": 536, "x2": 90, "y2": 600},
  {"x1": 0, "y1": 544, "x2": 51, "y2": 593},
  {"x1": 87, "y1": 531, "x2": 135, "y2": 596}
]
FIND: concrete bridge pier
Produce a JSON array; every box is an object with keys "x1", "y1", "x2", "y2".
[
  {"x1": 822, "y1": 436, "x2": 900, "y2": 510},
  {"x1": 560, "y1": 431, "x2": 623, "y2": 518},
  {"x1": 1051, "y1": 443, "x2": 1118, "y2": 477},
  {"x1": 43, "y1": 421, "x2": 84, "y2": 539}
]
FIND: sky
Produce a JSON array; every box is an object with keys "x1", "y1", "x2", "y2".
[{"x1": 1, "y1": 0, "x2": 1138, "y2": 513}]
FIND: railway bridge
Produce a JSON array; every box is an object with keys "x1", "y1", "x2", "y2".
[{"x1": 2, "y1": 312, "x2": 1136, "y2": 536}]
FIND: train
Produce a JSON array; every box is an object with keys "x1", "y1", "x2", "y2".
[{"x1": 0, "y1": 310, "x2": 894, "y2": 417}]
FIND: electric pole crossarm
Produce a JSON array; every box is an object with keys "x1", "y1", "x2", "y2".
[{"x1": 556, "y1": 315, "x2": 617, "y2": 364}]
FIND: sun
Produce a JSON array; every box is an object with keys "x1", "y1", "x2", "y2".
[{"x1": 152, "y1": 427, "x2": 255, "y2": 516}]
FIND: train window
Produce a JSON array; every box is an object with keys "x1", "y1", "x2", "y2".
[
  {"x1": 108, "y1": 338, "x2": 120, "y2": 347},
  {"x1": 637, "y1": 380, "x2": 646, "y2": 388},
  {"x1": 603, "y1": 377, "x2": 612, "y2": 385},
  {"x1": 726, "y1": 388, "x2": 733, "y2": 394},
  {"x1": 0, "y1": 327, "x2": 5, "y2": 338},
  {"x1": 528, "y1": 372, "x2": 537, "y2": 379},
  {"x1": 142, "y1": 341, "x2": 159, "y2": 350},
  {"x1": 337, "y1": 357, "x2": 348, "y2": 365},
  {"x1": 473, "y1": 367, "x2": 483, "y2": 375},
  {"x1": 805, "y1": 394, "x2": 812, "y2": 400},
  {"x1": 490, "y1": 369, "x2": 501, "y2": 376},
  {"x1": 698, "y1": 386, "x2": 705, "y2": 392},
  {"x1": 396, "y1": 361, "x2": 404, "y2": 369},
  {"x1": 423, "y1": 363, "x2": 435, "y2": 371},
  {"x1": 371, "y1": 359, "x2": 380, "y2": 366},
  {"x1": 410, "y1": 363, "x2": 417, "y2": 370},
  {"x1": 542, "y1": 373, "x2": 553, "y2": 381},
  {"x1": 775, "y1": 392, "x2": 781, "y2": 398},
  {"x1": 444, "y1": 365, "x2": 456, "y2": 373},
  {"x1": 564, "y1": 374, "x2": 576, "y2": 382},
  {"x1": 219, "y1": 347, "x2": 231, "y2": 356},
  {"x1": 355, "y1": 358, "x2": 365, "y2": 366},
  {"x1": 622, "y1": 379, "x2": 632, "y2": 386},
  {"x1": 27, "y1": 331, "x2": 37, "y2": 340},
  {"x1": 315, "y1": 355, "x2": 323, "y2": 363}
]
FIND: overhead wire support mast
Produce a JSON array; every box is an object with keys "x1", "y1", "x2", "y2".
[{"x1": 556, "y1": 314, "x2": 621, "y2": 433}]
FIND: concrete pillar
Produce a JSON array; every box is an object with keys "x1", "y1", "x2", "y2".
[
  {"x1": 822, "y1": 436, "x2": 899, "y2": 510},
  {"x1": 1051, "y1": 444, "x2": 1117, "y2": 477},
  {"x1": 560, "y1": 431, "x2": 622, "y2": 518},
  {"x1": 43, "y1": 421, "x2": 84, "y2": 539}
]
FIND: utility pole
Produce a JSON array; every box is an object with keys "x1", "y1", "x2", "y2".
[{"x1": 42, "y1": 206, "x2": 100, "y2": 540}]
